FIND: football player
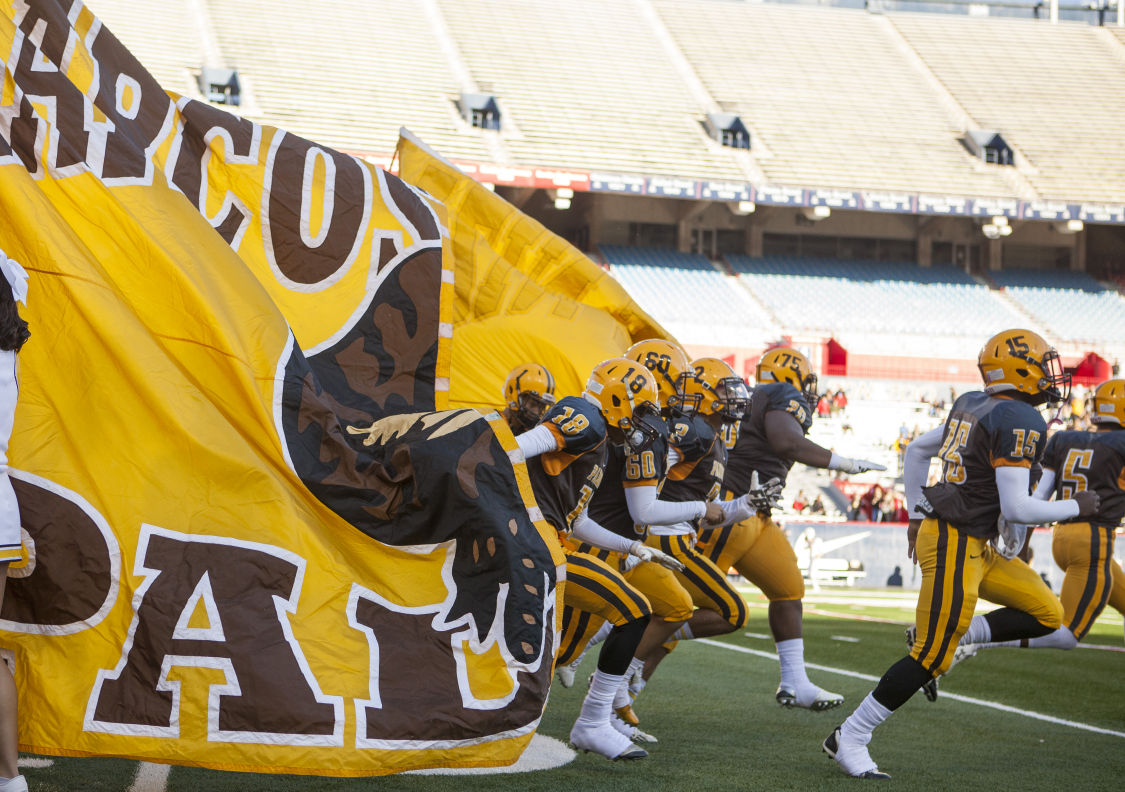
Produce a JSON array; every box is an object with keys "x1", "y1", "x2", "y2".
[
  {"x1": 702, "y1": 347, "x2": 885, "y2": 711},
  {"x1": 958, "y1": 377, "x2": 1125, "y2": 653},
  {"x1": 558, "y1": 340, "x2": 725, "y2": 730},
  {"x1": 516, "y1": 357, "x2": 680, "y2": 761},
  {"x1": 638, "y1": 358, "x2": 762, "y2": 679},
  {"x1": 502, "y1": 363, "x2": 556, "y2": 434},
  {"x1": 823, "y1": 329, "x2": 1099, "y2": 779}
]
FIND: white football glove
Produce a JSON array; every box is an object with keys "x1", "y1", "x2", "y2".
[
  {"x1": 746, "y1": 471, "x2": 784, "y2": 511},
  {"x1": 992, "y1": 515, "x2": 1028, "y2": 561},
  {"x1": 630, "y1": 541, "x2": 685, "y2": 573},
  {"x1": 830, "y1": 454, "x2": 887, "y2": 475}
]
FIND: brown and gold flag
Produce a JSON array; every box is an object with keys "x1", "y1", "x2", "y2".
[{"x1": 0, "y1": 0, "x2": 562, "y2": 776}]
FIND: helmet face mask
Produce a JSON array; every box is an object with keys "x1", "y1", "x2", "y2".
[
  {"x1": 978, "y1": 330, "x2": 1071, "y2": 407},
  {"x1": 686, "y1": 357, "x2": 750, "y2": 422},
  {"x1": 619, "y1": 399, "x2": 664, "y2": 453},
  {"x1": 503, "y1": 363, "x2": 557, "y2": 430},
  {"x1": 712, "y1": 376, "x2": 751, "y2": 420},
  {"x1": 516, "y1": 391, "x2": 556, "y2": 427},
  {"x1": 1032, "y1": 347, "x2": 1071, "y2": 407}
]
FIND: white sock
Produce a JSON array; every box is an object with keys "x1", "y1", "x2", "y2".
[
  {"x1": 0, "y1": 776, "x2": 28, "y2": 792},
  {"x1": 1027, "y1": 627, "x2": 1078, "y2": 650},
  {"x1": 612, "y1": 675, "x2": 633, "y2": 709},
  {"x1": 671, "y1": 623, "x2": 694, "y2": 641},
  {"x1": 580, "y1": 669, "x2": 624, "y2": 723},
  {"x1": 962, "y1": 614, "x2": 992, "y2": 645},
  {"x1": 776, "y1": 637, "x2": 811, "y2": 691},
  {"x1": 842, "y1": 692, "x2": 892, "y2": 742}
]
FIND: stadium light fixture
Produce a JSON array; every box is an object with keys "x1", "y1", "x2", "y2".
[
  {"x1": 801, "y1": 206, "x2": 831, "y2": 222},
  {"x1": 730, "y1": 200, "x2": 756, "y2": 216},
  {"x1": 990, "y1": 215, "x2": 1009, "y2": 227},
  {"x1": 1066, "y1": 219, "x2": 1084, "y2": 233},
  {"x1": 551, "y1": 188, "x2": 572, "y2": 210},
  {"x1": 981, "y1": 222, "x2": 1012, "y2": 239}
]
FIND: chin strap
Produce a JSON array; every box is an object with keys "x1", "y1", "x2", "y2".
[{"x1": 1046, "y1": 401, "x2": 1066, "y2": 430}]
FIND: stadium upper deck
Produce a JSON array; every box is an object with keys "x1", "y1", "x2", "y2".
[{"x1": 87, "y1": 0, "x2": 1125, "y2": 208}]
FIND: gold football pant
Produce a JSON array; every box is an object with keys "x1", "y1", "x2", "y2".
[
  {"x1": 1052, "y1": 522, "x2": 1125, "y2": 640},
  {"x1": 557, "y1": 545, "x2": 693, "y2": 667},
  {"x1": 648, "y1": 533, "x2": 749, "y2": 632},
  {"x1": 911, "y1": 518, "x2": 1062, "y2": 675},
  {"x1": 697, "y1": 513, "x2": 805, "y2": 601},
  {"x1": 556, "y1": 548, "x2": 652, "y2": 667}
]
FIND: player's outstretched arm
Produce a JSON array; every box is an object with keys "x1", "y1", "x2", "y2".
[
  {"x1": 515, "y1": 424, "x2": 558, "y2": 459},
  {"x1": 764, "y1": 410, "x2": 885, "y2": 473}
]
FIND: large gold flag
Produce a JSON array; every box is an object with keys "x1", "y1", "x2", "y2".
[
  {"x1": 395, "y1": 131, "x2": 672, "y2": 412},
  {"x1": 0, "y1": 0, "x2": 562, "y2": 776}
]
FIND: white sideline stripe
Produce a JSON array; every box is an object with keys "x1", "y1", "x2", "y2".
[
  {"x1": 128, "y1": 762, "x2": 171, "y2": 792},
  {"x1": 696, "y1": 639, "x2": 1125, "y2": 739}
]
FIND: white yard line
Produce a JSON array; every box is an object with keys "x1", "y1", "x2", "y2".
[
  {"x1": 128, "y1": 762, "x2": 171, "y2": 792},
  {"x1": 697, "y1": 638, "x2": 1125, "y2": 739}
]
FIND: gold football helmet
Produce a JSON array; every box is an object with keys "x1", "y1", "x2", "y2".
[
  {"x1": 584, "y1": 358, "x2": 662, "y2": 452},
  {"x1": 978, "y1": 329, "x2": 1070, "y2": 406},
  {"x1": 503, "y1": 363, "x2": 556, "y2": 430},
  {"x1": 1090, "y1": 379, "x2": 1125, "y2": 426},
  {"x1": 756, "y1": 347, "x2": 818, "y2": 407},
  {"x1": 625, "y1": 338, "x2": 699, "y2": 415},
  {"x1": 685, "y1": 357, "x2": 751, "y2": 420}
]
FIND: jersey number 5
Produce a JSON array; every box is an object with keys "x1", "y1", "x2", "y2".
[{"x1": 1059, "y1": 448, "x2": 1094, "y2": 499}]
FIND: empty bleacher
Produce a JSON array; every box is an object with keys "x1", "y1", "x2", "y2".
[
  {"x1": 652, "y1": 1, "x2": 1015, "y2": 197},
  {"x1": 204, "y1": 0, "x2": 495, "y2": 162},
  {"x1": 437, "y1": 0, "x2": 746, "y2": 179},
  {"x1": 601, "y1": 246, "x2": 775, "y2": 346},
  {"x1": 988, "y1": 268, "x2": 1125, "y2": 344},
  {"x1": 84, "y1": 0, "x2": 205, "y2": 99},
  {"x1": 727, "y1": 255, "x2": 1029, "y2": 342},
  {"x1": 892, "y1": 13, "x2": 1125, "y2": 203}
]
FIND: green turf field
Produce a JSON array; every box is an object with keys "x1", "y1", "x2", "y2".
[{"x1": 17, "y1": 588, "x2": 1125, "y2": 791}]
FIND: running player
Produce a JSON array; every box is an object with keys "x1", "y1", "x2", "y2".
[{"x1": 823, "y1": 329, "x2": 1098, "y2": 779}]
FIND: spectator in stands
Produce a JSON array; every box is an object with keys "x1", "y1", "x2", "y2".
[
  {"x1": 848, "y1": 494, "x2": 864, "y2": 521},
  {"x1": 809, "y1": 495, "x2": 826, "y2": 515},
  {"x1": 792, "y1": 490, "x2": 809, "y2": 513},
  {"x1": 862, "y1": 484, "x2": 884, "y2": 522},
  {"x1": 886, "y1": 566, "x2": 904, "y2": 587},
  {"x1": 834, "y1": 389, "x2": 848, "y2": 415},
  {"x1": 816, "y1": 394, "x2": 831, "y2": 419}
]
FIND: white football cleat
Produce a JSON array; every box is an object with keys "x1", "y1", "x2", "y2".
[
  {"x1": 776, "y1": 684, "x2": 844, "y2": 711},
  {"x1": 610, "y1": 714, "x2": 658, "y2": 744},
  {"x1": 570, "y1": 718, "x2": 648, "y2": 760},
  {"x1": 822, "y1": 725, "x2": 890, "y2": 779},
  {"x1": 950, "y1": 641, "x2": 977, "y2": 669},
  {"x1": 556, "y1": 659, "x2": 579, "y2": 688}
]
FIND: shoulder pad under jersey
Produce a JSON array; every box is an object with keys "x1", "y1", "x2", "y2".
[{"x1": 542, "y1": 396, "x2": 607, "y2": 455}]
